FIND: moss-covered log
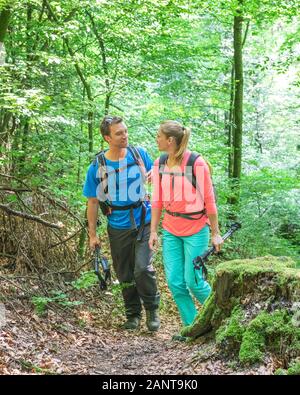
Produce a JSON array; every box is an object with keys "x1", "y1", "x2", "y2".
[{"x1": 182, "y1": 256, "x2": 300, "y2": 366}]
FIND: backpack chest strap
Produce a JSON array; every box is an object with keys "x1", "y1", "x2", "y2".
[{"x1": 159, "y1": 170, "x2": 186, "y2": 177}]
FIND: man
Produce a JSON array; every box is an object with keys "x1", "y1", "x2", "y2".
[{"x1": 83, "y1": 115, "x2": 160, "y2": 331}]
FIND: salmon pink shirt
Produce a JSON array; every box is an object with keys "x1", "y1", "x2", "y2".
[{"x1": 151, "y1": 151, "x2": 217, "y2": 237}]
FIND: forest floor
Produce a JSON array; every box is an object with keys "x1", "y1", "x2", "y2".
[{"x1": 0, "y1": 271, "x2": 278, "y2": 376}]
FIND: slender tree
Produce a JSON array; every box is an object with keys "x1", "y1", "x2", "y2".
[{"x1": 227, "y1": 0, "x2": 244, "y2": 209}]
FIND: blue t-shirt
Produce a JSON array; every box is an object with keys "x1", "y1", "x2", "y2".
[{"x1": 83, "y1": 147, "x2": 152, "y2": 229}]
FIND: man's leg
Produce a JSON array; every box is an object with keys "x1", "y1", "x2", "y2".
[
  {"x1": 134, "y1": 224, "x2": 160, "y2": 330},
  {"x1": 108, "y1": 226, "x2": 142, "y2": 321}
]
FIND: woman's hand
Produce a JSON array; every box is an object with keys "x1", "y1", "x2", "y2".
[
  {"x1": 211, "y1": 233, "x2": 223, "y2": 252},
  {"x1": 149, "y1": 231, "x2": 159, "y2": 251}
]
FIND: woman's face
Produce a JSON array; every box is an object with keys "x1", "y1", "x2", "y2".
[{"x1": 156, "y1": 130, "x2": 170, "y2": 152}]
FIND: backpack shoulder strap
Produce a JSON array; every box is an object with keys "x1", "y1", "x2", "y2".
[
  {"x1": 185, "y1": 152, "x2": 217, "y2": 202},
  {"x1": 159, "y1": 153, "x2": 168, "y2": 166},
  {"x1": 185, "y1": 152, "x2": 200, "y2": 190},
  {"x1": 158, "y1": 154, "x2": 168, "y2": 179},
  {"x1": 91, "y1": 150, "x2": 110, "y2": 200},
  {"x1": 128, "y1": 145, "x2": 143, "y2": 165},
  {"x1": 94, "y1": 151, "x2": 107, "y2": 180},
  {"x1": 128, "y1": 145, "x2": 149, "y2": 183},
  {"x1": 93, "y1": 150, "x2": 106, "y2": 167}
]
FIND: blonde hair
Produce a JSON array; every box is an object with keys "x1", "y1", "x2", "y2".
[{"x1": 159, "y1": 120, "x2": 190, "y2": 164}]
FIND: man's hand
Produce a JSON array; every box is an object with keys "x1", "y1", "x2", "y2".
[
  {"x1": 211, "y1": 233, "x2": 223, "y2": 253},
  {"x1": 149, "y1": 231, "x2": 159, "y2": 251},
  {"x1": 89, "y1": 235, "x2": 101, "y2": 250}
]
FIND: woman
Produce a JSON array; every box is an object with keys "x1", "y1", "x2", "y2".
[{"x1": 149, "y1": 120, "x2": 223, "y2": 328}]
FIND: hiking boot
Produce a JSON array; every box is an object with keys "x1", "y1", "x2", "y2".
[
  {"x1": 145, "y1": 309, "x2": 160, "y2": 332},
  {"x1": 122, "y1": 316, "x2": 141, "y2": 330}
]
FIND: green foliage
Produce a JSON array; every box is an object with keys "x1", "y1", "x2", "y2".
[
  {"x1": 71, "y1": 271, "x2": 98, "y2": 290},
  {"x1": 31, "y1": 290, "x2": 82, "y2": 316},
  {"x1": 1, "y1": 0, "x2": 299, "y2": 318},
  {"x1": 19, "y1": 359, "x2": 55, "y2": 375},
  {"x1": 0, "y1": 0, "x2": 11, "y2": 11},
  {"x1": 31, "y1": 296, "x2": 50, "y2": 316},
  {"x1": 109, "y1": 282, "x2": 128, "y2": 317}
]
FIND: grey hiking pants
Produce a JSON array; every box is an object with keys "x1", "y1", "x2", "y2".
[{"x1": 107, "y1": 223, "x2": 160, "y2": 319}]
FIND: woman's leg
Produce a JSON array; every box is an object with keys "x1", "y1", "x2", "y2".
[
  {"x1": 183, "y1": 225, "x2": 212, "y2": 305},
  {"x1": 162, "y1": 229, "x2": 197, "y2": 326}
]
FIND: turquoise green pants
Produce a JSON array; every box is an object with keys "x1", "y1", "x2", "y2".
[{"x1": 162, "y1": 225, "x2": 211, "y2": 326}]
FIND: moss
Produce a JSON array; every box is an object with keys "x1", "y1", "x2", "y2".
[
  {"x1": 211, "y1": 304, "x2": 226, "y2": 327},
  {"x1": 238, "y1": 310, "x2": 300, "y2": 365},
  {"x1": 288, "y1": 340, "x2": 300, "y2": 356},
  {"x1": 215, "y1": 256, "x2": 297, "y2": 279},
  {"x1": 274, "y1": 368, "x2": 287, "y2": 375},
  {"x1": 186, "y1": 256, "x2": 300, "y2": 369},
  {"x1": 239, "y1": 331, "x2": 265, "y2": 364},
  {"x1": 216, "y1": 306, "x2": 245, "y2": 349},
  {"x1": 275, "y1": 360, "x2": 300, "y2": 376},
  {"x1": 181, "y1": 294, "x2": 215, "y2": 338},
  {"x1": 286, "y1": 360, "x2": 300, "y2": 375},
  {"x1": 238, "y1": 312, "x2": 269, "y2": 365}
]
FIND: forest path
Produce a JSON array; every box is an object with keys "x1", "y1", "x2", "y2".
[{"x1": 0, "y1": 302, "x2": 273, "y2": 375}]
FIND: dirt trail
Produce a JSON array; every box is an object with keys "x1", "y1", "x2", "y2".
[{"x1": 0, "y1": 303, "x2": 275, "y2": 375}]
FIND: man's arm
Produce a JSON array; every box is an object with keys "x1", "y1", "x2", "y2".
[{"x1": 87, "y1": 197, "x2": 101, "y2": 249}]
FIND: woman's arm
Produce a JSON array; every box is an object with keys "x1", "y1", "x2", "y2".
[
  {"x1": 199, "y1": 159, "x2": 223, "y2": 252},
  {"x1": 149, "y1": 159, "x2": 163, "y2": 250},
  {"x1": 207, "y1": 212, "x2": 223, "y2": 252},
  {"x1": 150, "y1": 207, "x2": 162, "y2": 233}
]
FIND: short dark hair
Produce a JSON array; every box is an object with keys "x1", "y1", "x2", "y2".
[{"x1": 100, "y1": 115, "x2": 123, "y2": 138}]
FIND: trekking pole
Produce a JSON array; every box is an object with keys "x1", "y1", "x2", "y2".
[
  {"x1": 193, "y1": 222, "x2": 241, "y2": 281},
  {"x1": 94, "y1": 246, "x2": 111, "y2": 290}
]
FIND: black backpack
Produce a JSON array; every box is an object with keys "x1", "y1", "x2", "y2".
[
  {"x1": 93, "y1": 145, "x2": 147, "y2": 216},
  {"x1": 159, "y1": 152, "x2": 200, "y2": 191},
  {"x1": 158, "y1": 152, "x2": 217, "y2": 220}
]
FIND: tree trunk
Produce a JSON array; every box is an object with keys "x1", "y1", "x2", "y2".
[
  {"x1": 227, "y1": 65, "x2": 235, "y2": 179},
  {"x1": 86, "y1": 11, "x2": 111, "y2": 116},
  {"x1": 14, "y1": 4, "x2": 32, "y2": 176},
  {"x1": 0, "y1": 8, "x2": 10, "y2": 43},
  {"x1": 233, "y1": 6, "x2": 243, "y2": 182},
  {"x1": 228, "y1": 3, "x2": 243, "y2": 208},
  {"x1": 0, "y1": 8, "x2": 11, "y2": 147},
  {"x1": 45, "y1": 0, "x2": 95, "y2": 154}
]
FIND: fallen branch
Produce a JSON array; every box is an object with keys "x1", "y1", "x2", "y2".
[
  {"x1": 0, "y1": 172, "x2": 84, "y2": 227},
  {"x1": 0, "y1": 173, "x2": 31, "y2": 189},
  {"x1": 0, "y1": 186, "x2": 31, "y2": 193},
  {"x1": 0, "y1": 203, "x2": 64, "y2": 229},
  {"x1": 0, "y1": 252, "x2": 16, "y2": 259},
  {"x1": 49, "y1": 226, "x2": 85, "y2": 249}
]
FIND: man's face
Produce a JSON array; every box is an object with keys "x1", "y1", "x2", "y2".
[{"x1": 105, "y1": 122, "x2": 128, "y2": 148}]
